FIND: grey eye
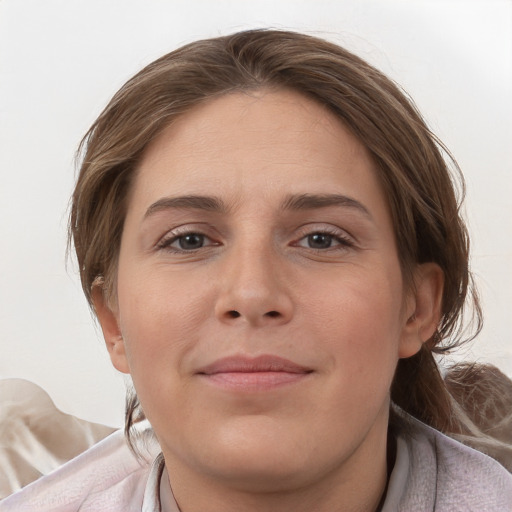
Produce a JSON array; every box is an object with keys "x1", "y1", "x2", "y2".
[
  {"x1": 307, "y1": 233, "x2": 334, "y2": 249},
  {"x1": 177, "y1": 233, "x2": 205, "y2": 250}
]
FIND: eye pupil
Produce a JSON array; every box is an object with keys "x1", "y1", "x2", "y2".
[
  {"x1": 178, "y1": 234, "x2": 204, "y2": 250},
  {"x1": 308, "y1": 233, "x2": 332, "y2": 249}
]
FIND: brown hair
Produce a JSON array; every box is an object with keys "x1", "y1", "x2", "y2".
[{"x1": 70, "y1": 29, "x2": 482, "y2": 443}]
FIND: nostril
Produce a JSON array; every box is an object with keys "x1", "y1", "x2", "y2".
[
  {"x1": 227, "y1": 310, "x2": 241, "y2": 318},
  {"x1": 265, "y1": 311, "x2": 281, "y2": 318}
]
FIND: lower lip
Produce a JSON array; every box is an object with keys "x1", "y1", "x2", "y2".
[{"x1": 199, "y1": 371, "x2": 310, "y2": 391}]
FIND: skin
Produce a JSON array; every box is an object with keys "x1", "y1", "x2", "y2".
[{"x1": 94, "y1": 89, "x2": 443, "y2": 512}]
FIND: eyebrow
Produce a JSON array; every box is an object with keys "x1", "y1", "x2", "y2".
[
  {"x1": 144, "y1": 193, "x2": 371, "y2": 219},
  {"x1": 281, "y1": 193, "x2": 372, "y2": 218},
  {"x1": 144, "y1": 195, "x2": 228, "y2": 218}
]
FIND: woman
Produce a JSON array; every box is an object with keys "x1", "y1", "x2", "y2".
[{"x1": 1, "y1": 29, "x2": 511, "y2": 511}]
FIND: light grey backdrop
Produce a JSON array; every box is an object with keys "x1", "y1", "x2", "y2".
[{"x1": 1, "y1": 0, "x2": 511, "y2": 427}]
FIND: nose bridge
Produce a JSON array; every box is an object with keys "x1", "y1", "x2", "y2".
[{"x1": 215, "y1": 232, "x2": 293, "y2": 326}]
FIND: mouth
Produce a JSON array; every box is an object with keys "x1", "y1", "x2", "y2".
[{"x1": 196, "y1": 354, "x2": 313, "y2": 391}]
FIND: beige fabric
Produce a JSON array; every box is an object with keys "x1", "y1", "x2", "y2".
[{"x1": 0, "y1": 378, "x2": 115, "y2": 498}]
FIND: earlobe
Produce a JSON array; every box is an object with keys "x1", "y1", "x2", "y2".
[
  {"x1": 399, "y1": 263, "x2": 444, "y2": 359},
  {"x1": 91, "y1": 284, "x2": 131, "y2": 374}
]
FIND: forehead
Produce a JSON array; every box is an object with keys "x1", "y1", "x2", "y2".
[{"x1": 130, "y1": 89, "x2": 385, "y2": 214}]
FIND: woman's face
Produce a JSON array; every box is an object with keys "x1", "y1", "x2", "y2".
[{"x1": 97, "y1": 89, "x2": 432, "y2": 495}]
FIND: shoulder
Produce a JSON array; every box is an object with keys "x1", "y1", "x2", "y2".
[
  {"x1": 431, "y1": 427, "x2": 512, "y2": 511},
  {"x1": 403, "y1": 416, "x2": 512, "y2": 511},
  {"x1": 0, "y1": 424, "x2": 160, "y2": 512}
]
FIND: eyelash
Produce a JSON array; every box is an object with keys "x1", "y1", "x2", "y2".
[
  {"x1": 293, "y1": 228, "x2": 355, "y2": 251},
  {"x1": 156, "y1": 226, "x2": 355, "y2": 254},
  {"x1": 156, "y1": 229, "x2": 218, "y2": 253}
]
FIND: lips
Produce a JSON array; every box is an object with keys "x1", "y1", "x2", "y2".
[
  {"x1": 197, "y1": 354, "x2": 313, "y2": 375},
  {"x1": 196, "y1": 355, "x2": 313, "y2": 391}
]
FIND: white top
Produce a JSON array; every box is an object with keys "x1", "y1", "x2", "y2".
[{"x1": 1, "y1": 417, "x2": 511, "y2": 511}]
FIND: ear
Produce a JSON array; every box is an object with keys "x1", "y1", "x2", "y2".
[
  {"x1": 91, "y1": 285, "x2": 130, "y2": 374},
  {"x1": 399, "y1": 263, "x2": 444, "y2": 359}
]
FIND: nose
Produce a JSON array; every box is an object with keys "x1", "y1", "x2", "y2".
[{"x1": 214, "y1": 244, "x2": 294, "y2": 327}]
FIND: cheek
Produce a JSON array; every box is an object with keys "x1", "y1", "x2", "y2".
[
  {"x1": 116, "y1": 268, "x2": 213, "y2": 372},
  {"x1": 301, "y1": 265, "x2": 404, "y2": 383},
  {"x1": 303, "y1": 264, "x2": 404, "y2": 340},
  {"x1": 114, "y1": 270, "x2": 214, "y2": 431}
]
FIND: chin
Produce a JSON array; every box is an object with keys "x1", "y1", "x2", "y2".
[
  {"x1": 185, "y1": 418, "x2": 342, "y2": 492},
  {"x1": 205, "y1": 454, "x2": 318, "y2": 493}
]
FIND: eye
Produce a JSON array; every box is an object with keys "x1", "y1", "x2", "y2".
[
  {"x1": 174, "y1": 233, "x2": 206, "y2": 250},
  {"x1": 157, "y1": 231, "x2": 217, "y2": 252},
  {"x1": 294, "y1": 230, "x2": 354, "y2": 250},
  {"x1": 306, "y1": 233, "x2": 335, "y2": 249}
]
